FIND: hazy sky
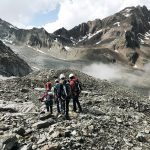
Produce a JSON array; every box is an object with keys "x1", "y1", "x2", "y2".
[{"x1": 0, "y1": 0, "x2": 149, "y2": 33}]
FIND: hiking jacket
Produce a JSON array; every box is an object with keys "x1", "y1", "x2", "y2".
[{"x1": 40, "y1": 91, "x2": 53, "y2": 102}]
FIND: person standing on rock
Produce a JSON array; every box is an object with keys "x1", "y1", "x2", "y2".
[
  {"x1": 39, "y1": 82, "x2": 53, "y2": 114},
  {"x1": 69, "y1": 73, "x2": 82, "y2": 113},
  {"x1": 59, "y1": 74, "x2": 71, "y2": 119},
  {"x1": 53, "y1": 79, "x2": 61, "y2": 115}
]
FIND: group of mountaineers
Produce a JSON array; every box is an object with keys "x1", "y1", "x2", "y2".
[{"x1": 39, "y1": 73, "x2": 82, "y2": 120}]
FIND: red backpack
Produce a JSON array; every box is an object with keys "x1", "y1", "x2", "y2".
[{"x1": 45, "y1": 82, "x2": 52, "y2": 91}]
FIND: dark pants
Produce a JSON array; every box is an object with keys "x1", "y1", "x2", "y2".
[
  {"x1": 45, "y1": 100, "x2": 53, "y2": 114},
  {"x1": 61, "y1": 97, "x2": 70, "y2": 117},
  {"x1": 56, "y1": 97, "x2": 61, "y2": 113},
  {"x1": 73, "y1": 94, "x2": 82, "y2": 112}
]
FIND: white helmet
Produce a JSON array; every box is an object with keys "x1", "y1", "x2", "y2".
[
  {"x1": 69, "y1": 73, "x2": 74, "y2": 78},
  {"x1": 59, "y1": 74, "x2": 65, "y2": 79},
  {"x1": 55, "y1": 79, "x2": 59, "y2": 83}
]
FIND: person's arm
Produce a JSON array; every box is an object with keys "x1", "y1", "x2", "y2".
[{"x1": 39, "y1": 92, "x2": 47, "y2": 101}]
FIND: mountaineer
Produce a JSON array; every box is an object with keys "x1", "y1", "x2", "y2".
[
  {"x1": 59, "y1": 73, "x2": 72, "y2": 119},
  {"x1": 39, "y1": 82, "x2": 53, "y2": 114},
  {"x1": 69, "y1": 73, "x2": 82, "y2": 113}
]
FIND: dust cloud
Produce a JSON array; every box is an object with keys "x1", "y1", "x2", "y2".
[{"x1": 82, "y1": 63, "x2": 150, "y2": 96}]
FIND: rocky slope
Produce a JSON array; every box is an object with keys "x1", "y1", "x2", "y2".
[
  {"x1": 0, "y1": 40, "x2": 32, "y2": 76},
  {"x1": 0, "y1": 69, "x2": 149, "y2": 150}
]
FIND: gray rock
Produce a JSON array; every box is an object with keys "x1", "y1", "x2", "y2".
[
  {"x1": 41, "y1": 143, "x2": 61, "y2": 150},
  {"x1": 14, "y1": 127, "x2": 25, "y2": 136},
  {"x1": 40, "y1": 113, "x2": 53, "y2": 121},
  {"x1": 0, "y1": 107, "x2": 18, "y2": 113},
  {"x1": 64, "y1": 130, "x2": 71, "y2": 137},
  {"x1": 37, "y1": 135, "x2": 47, "y2": 144},
  {"x1": 89, "y1": 107, "x2": 105, "y2": 116},
  {"x1": 20, "y1": 88, "x2": 29, "y2": 93},
  {"x1": 136, "y1": 132, "x2": 147, "y2": 142},
  {"x1": 0, "y1": 131, "x2": 4, "y2": 135},
  {"x1": 0, "y1": 125, "x2": 9, "y2": 131},
  {"x1": 32, "y1": 121, "x2": 50, "y2": 129},
  {"x1": 20, "y1": 143, "x2": 33, "y2": 150},
  {"x1": 1, "y1": 135, "x2": 18, "y2": 150}
]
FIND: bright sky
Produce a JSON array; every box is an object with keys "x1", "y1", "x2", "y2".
[{"x1": 0, "y1": 0, "x2": 149, "y2": 33}]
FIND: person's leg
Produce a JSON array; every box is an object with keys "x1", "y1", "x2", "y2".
[
  {"x1": 72, "y1": 96, "x2": 77, "y2": 112},
  {"x1": 65, "y1": 98, "x2": 70, "y2": 117},
  {"x1": 50, "y1": 105, "x2": 53, "y2": 114},
  {"x1": 56, "y1": 98, "x2": 60, "y2": 113},
  {"x1": 76, "y1": 95, "x2": 82, "y2": 112},
  {"x1": 64, "y1": 98, "x2": 70, "y2": 119},
  {"x1": 61, "y1": 99, "x2": 65, "y2": 114},
  {"x1": 45, "y1": 101, "x2": 49, "y2": 112}
]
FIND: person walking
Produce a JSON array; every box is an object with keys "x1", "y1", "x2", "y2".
[
  {"x1": 39, "y1": 82, "x2": 53, "y2": 114},
  {"x1": 59, "y1": 74, "x2": 71, "y2": 119},
  {"x1": 69, "y1": 73, "x2": 82, "y2": 113},
  {"x1": 53, "y1": 79, "x2": 61, "y2": 114}
]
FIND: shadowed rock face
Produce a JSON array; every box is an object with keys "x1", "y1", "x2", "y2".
[{"x1": 0, "y1": 40, "x2": 32, "y2": 76}]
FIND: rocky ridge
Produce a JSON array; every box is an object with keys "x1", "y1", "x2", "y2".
[
  {"x1": 0, "y1": 69, "x2": 150, "y2": 150},
  {"x1": 1, "y1": 6, "x2": 150, "y2": 67},
  {"x1": 54, "y1": 6, "x2": 150, "y2": 66},
  {"x1": 0, "y1": 40, "x2": 32, "y2": 77}
]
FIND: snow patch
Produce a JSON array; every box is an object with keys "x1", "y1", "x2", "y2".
[
  {"x1": 9, "y1": 25, "x2": 18, "y2": 30},
  {"x1": 36, "y1": 49, "x2": 47, "y2": 54},
  {"x1": 125, "y1": 8, "x2": 132, "y2": 13},
  {"x1": 96, "y1": 41, "x2": 101, "y2": 45},
  {"x1": 64, "y1": 46, "x2": 70, "y2": 51},
  {"x1": 88, "y1": 29, "x2": 102, "y2": 39},
  {"x1": 27, "y1": 45, "x2": 47, "y2": 54},
  {"x1": 32, "y1": 66, "x2": 40, "y2": 71},
  {"x1": 140, "y1": 38, "x2": 145, "y2": 44},
  {"x1": 79, "y1": 35, "x2": 88, "y2": 42},
  {"x1": 113, "y1": 22, "x2": 120, "y2": 27},
  {"x1": 122, "y1": 8, "x2": 132, "y2": 17},
  {"x1": 115, "y1": 50, "x2": 119, "y2": 53},
  {"x1": 133, "y1": 65, "x2": 138, "y2": 68},
  {"x1": 2, "y1": 39, "x2": 13, "y2": 44},
  {"x1": 124, "y1": 14, "x2": 131, "y2": 17},
  {"x1": 54, "y1": 38, "x2": 58, "y2": 42}
]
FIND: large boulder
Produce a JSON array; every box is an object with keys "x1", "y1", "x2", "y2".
[{"x1": 0, "y1": 135, "x2": 18, "y2": 150}]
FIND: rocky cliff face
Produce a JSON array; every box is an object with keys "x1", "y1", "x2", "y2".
[
  {"x1": 0, "y1": 19, "x2": 72, "y2": 50},
  {"x1": 0, "y1": 6, "x2": 150, "y2": 67},
  {"x1": 0, "y1": 40, "x2": 32, "y2": 76},
  {"x1": 54, "y1": 5, "x2": 150, "y2": 66}
]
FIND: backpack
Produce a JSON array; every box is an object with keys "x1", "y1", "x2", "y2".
[
  {"x1": 61, "y1": 80, "x2": 72, "y2": 99},
  {"x1": 46, "y1": 91, "x2": 53, "y2": 101},
  {"x1": 45, "y1": 82, "x2": 52, "y2": 91},
  {"x1": 54, "y1": 84, "x2": 61, "y2": 97},
  {"x1": 73, "y1": 79, "x2": 82, "y2": 94}
]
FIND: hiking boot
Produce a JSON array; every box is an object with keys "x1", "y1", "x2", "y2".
[
  {"x1": 76, "y1": 110, "x2": 83, "y2": 113},
  {"x1": 65, "y1": 115, "x2": 71, "y2": 120}
]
